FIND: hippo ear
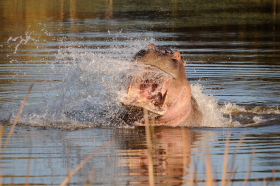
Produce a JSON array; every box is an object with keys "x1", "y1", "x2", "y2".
[
  {"x1": 172, "y1": 51, "x2": 183, "y2": 62},
  {"x1": 148, "y1": 43, "x2": 156, "y2": 50}
]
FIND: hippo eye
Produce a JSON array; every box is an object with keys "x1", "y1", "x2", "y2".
[
  {"x1": 172, "y1": 59, "x2": 179, "y2": 68},
  {"x1": 134, "y1": 49, "x2": 148, "y2": 58}
]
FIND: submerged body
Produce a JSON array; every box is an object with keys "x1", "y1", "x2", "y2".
[{"x1": 122, "y1": 44, "x2": 202, "y2": 127}]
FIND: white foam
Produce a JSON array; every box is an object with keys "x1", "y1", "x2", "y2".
[
  {"x1": 191, "y1": 84, "x2": 241, "y2": 128},
  {"x1": 3, "y1": 38, "x2": 277, "y2": 129},
  {"x1": 220, "y1": 102, "x2": 247, "y2": 114}
]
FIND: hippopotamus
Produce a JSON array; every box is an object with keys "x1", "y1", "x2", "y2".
[{"x1": 121, "y1": 44, "x2": 202, "y2": 127}]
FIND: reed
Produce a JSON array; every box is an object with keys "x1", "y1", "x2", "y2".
[
  {"x1": 84, "y1": 168, "x2": 96, "y2": 186},
  {"x1": 186, "y1": 134, "x2": 277, "y2": 186},
  {"x1": 220, "y1": 133, "x2": 245, "y2": 186},
  {"x1": 221, "y1": 133, "x2": 230, "y2": 186},
  {"x1": 0, "y1": 125, "x2": 2, "y2": 186},
  {"x1": 0, "y1": 84, "x2": 277, "y2": 186},
  {"x1": 0, "y1": 83, "x2": 116, "y2": 186},
  {"x1": 140, "y1": 123, "x2": 277, "y2": 186},
  {"x1": 143, "y1": 108, "x2": 155, "y2": 186},
  {"x1": 25, "y1": 157, "x2": 32, "y2": 186},
  {"x1": 244, "y1": 150, "x2": 255, "y2": 186},
  {"x1": 205, "y1": 148, "x2": 214, "y2": 186},
  {"x1": 0, "y1": 84, "x2": 33, "y2": 186},
  {"x1": 3, "y1": 84, "x2": 33, "y2": 150},
  {"x1": 60, "y1": 140, "x2": 115, "y2": 186},
  {"x1": 188, "y1": 161, "x2": 195, "y2": 186}
]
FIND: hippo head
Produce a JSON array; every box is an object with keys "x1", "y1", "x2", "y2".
[{"x1": 121, "y1": 44, "x2": 201, "y2": 126}]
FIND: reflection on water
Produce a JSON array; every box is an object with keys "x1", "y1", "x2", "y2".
[
  {"x1": 0, "y1": 0, "x2": 280, "y2": 185},
  {"x1": 2, "y1": 125, "x2": 280, "y2": 185},
  {"x1": 118, "y1": 127, "x2": 194, "y2": 185}
]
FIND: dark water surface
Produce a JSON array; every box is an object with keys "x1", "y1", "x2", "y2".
[{"x1": 1, "y1": 0, "x2": 280, "y2": 185}]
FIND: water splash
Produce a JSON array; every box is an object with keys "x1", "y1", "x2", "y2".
[
  {"x1": 220, "y1": 102, "x2": 280, "y2": 127},
  {"x1": 7, "y1": 31, "x2": 38, "y2": 54},
  {"x1": 12, "y1": 38, "x2": 153, "y2": 129},
  {"x1": 2, "y1": 38, "x2": 278, "y2": 129},
  {"x1": 192, "y1": 85, "x2": 280, "y2": 128},
  {"x1": 191, "y1": 84, "x2": 233, "y2": 127}
]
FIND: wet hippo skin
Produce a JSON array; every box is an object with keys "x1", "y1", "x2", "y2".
[{"x1": 122, "y1": 44, "x2": 202, "y2": 127}]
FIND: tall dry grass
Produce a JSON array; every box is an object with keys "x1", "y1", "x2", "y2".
[
  {"x1": 2, "y1": 84, "x2": 33, "y2": 150},
  {"x1": 144, "y1": 108, "x2": 155, "y2": 186},
  {"x1": 60, "y1": 140, "x2": 114, "y2": 186},
  {"x1": 0, "y1": 84, "x2": 115, "y2": 186},
  {"x1": 0, "y1": 84, "x2": 277, "y2": 186},
  {"x1": 142, "y1": 110, "x2": 277, "y2": 186},
  {"x1": 0, "y1": 84, "x2": 33, "y2": 186}
]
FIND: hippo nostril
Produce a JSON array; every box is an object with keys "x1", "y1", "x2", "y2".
[
  {"x1": 154, "y1": 91, "x2": 167, "y2": 107},
  {"x1": 152, "y1": 83, "x2": 158, "y2": 92},
  {"x1": 140, "y1": 83, "x2": 147, "y2": 90},
  {"x1": 154, "y1": 92, "x2": 162, "y2": 107}
]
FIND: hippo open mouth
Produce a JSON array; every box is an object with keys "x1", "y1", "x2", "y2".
[
  {"x1": 120, "y1": 43, "x2": 202, "y2": 127},
  {"x1": 122, "y1": 66, "x2": 171, "y2": 116}
]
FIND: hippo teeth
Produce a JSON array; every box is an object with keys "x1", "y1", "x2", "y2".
[
  {"x1": 122, "y1": 80, "x2": 168, "y2": 116},
  {"x1": 136, "y1": 90, "x2": 167, "y2": 107},
  {"x1": 121, "y1": 67, "x2": 171, "y2": 115},
  {"x1": 153, "y1": 91, "x2": 168, "y2": 107}
]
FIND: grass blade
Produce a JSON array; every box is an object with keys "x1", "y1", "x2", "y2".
[
  {"x1": 243, "y1": 150, "x2": 255, "y2": 186},
  {"x1": 3, "y1": 83, "x2": 33, "y2": 150},
  {"x1": 206, "y1": 148, "x2": 214, "y2": 186},
  {"x1": 144, "y1": 108, "x2": 155, "y2": 186},
  {"x1": 221, "y1": 133, "x2": 231, "y2": 186},
  {"x1": 60, "y1": 140, "x2": 114, "y2": 186}
]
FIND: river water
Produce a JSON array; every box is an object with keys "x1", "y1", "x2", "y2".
[{"x1": 0, "y1": 0, "x2": 280, "y2": 185}]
